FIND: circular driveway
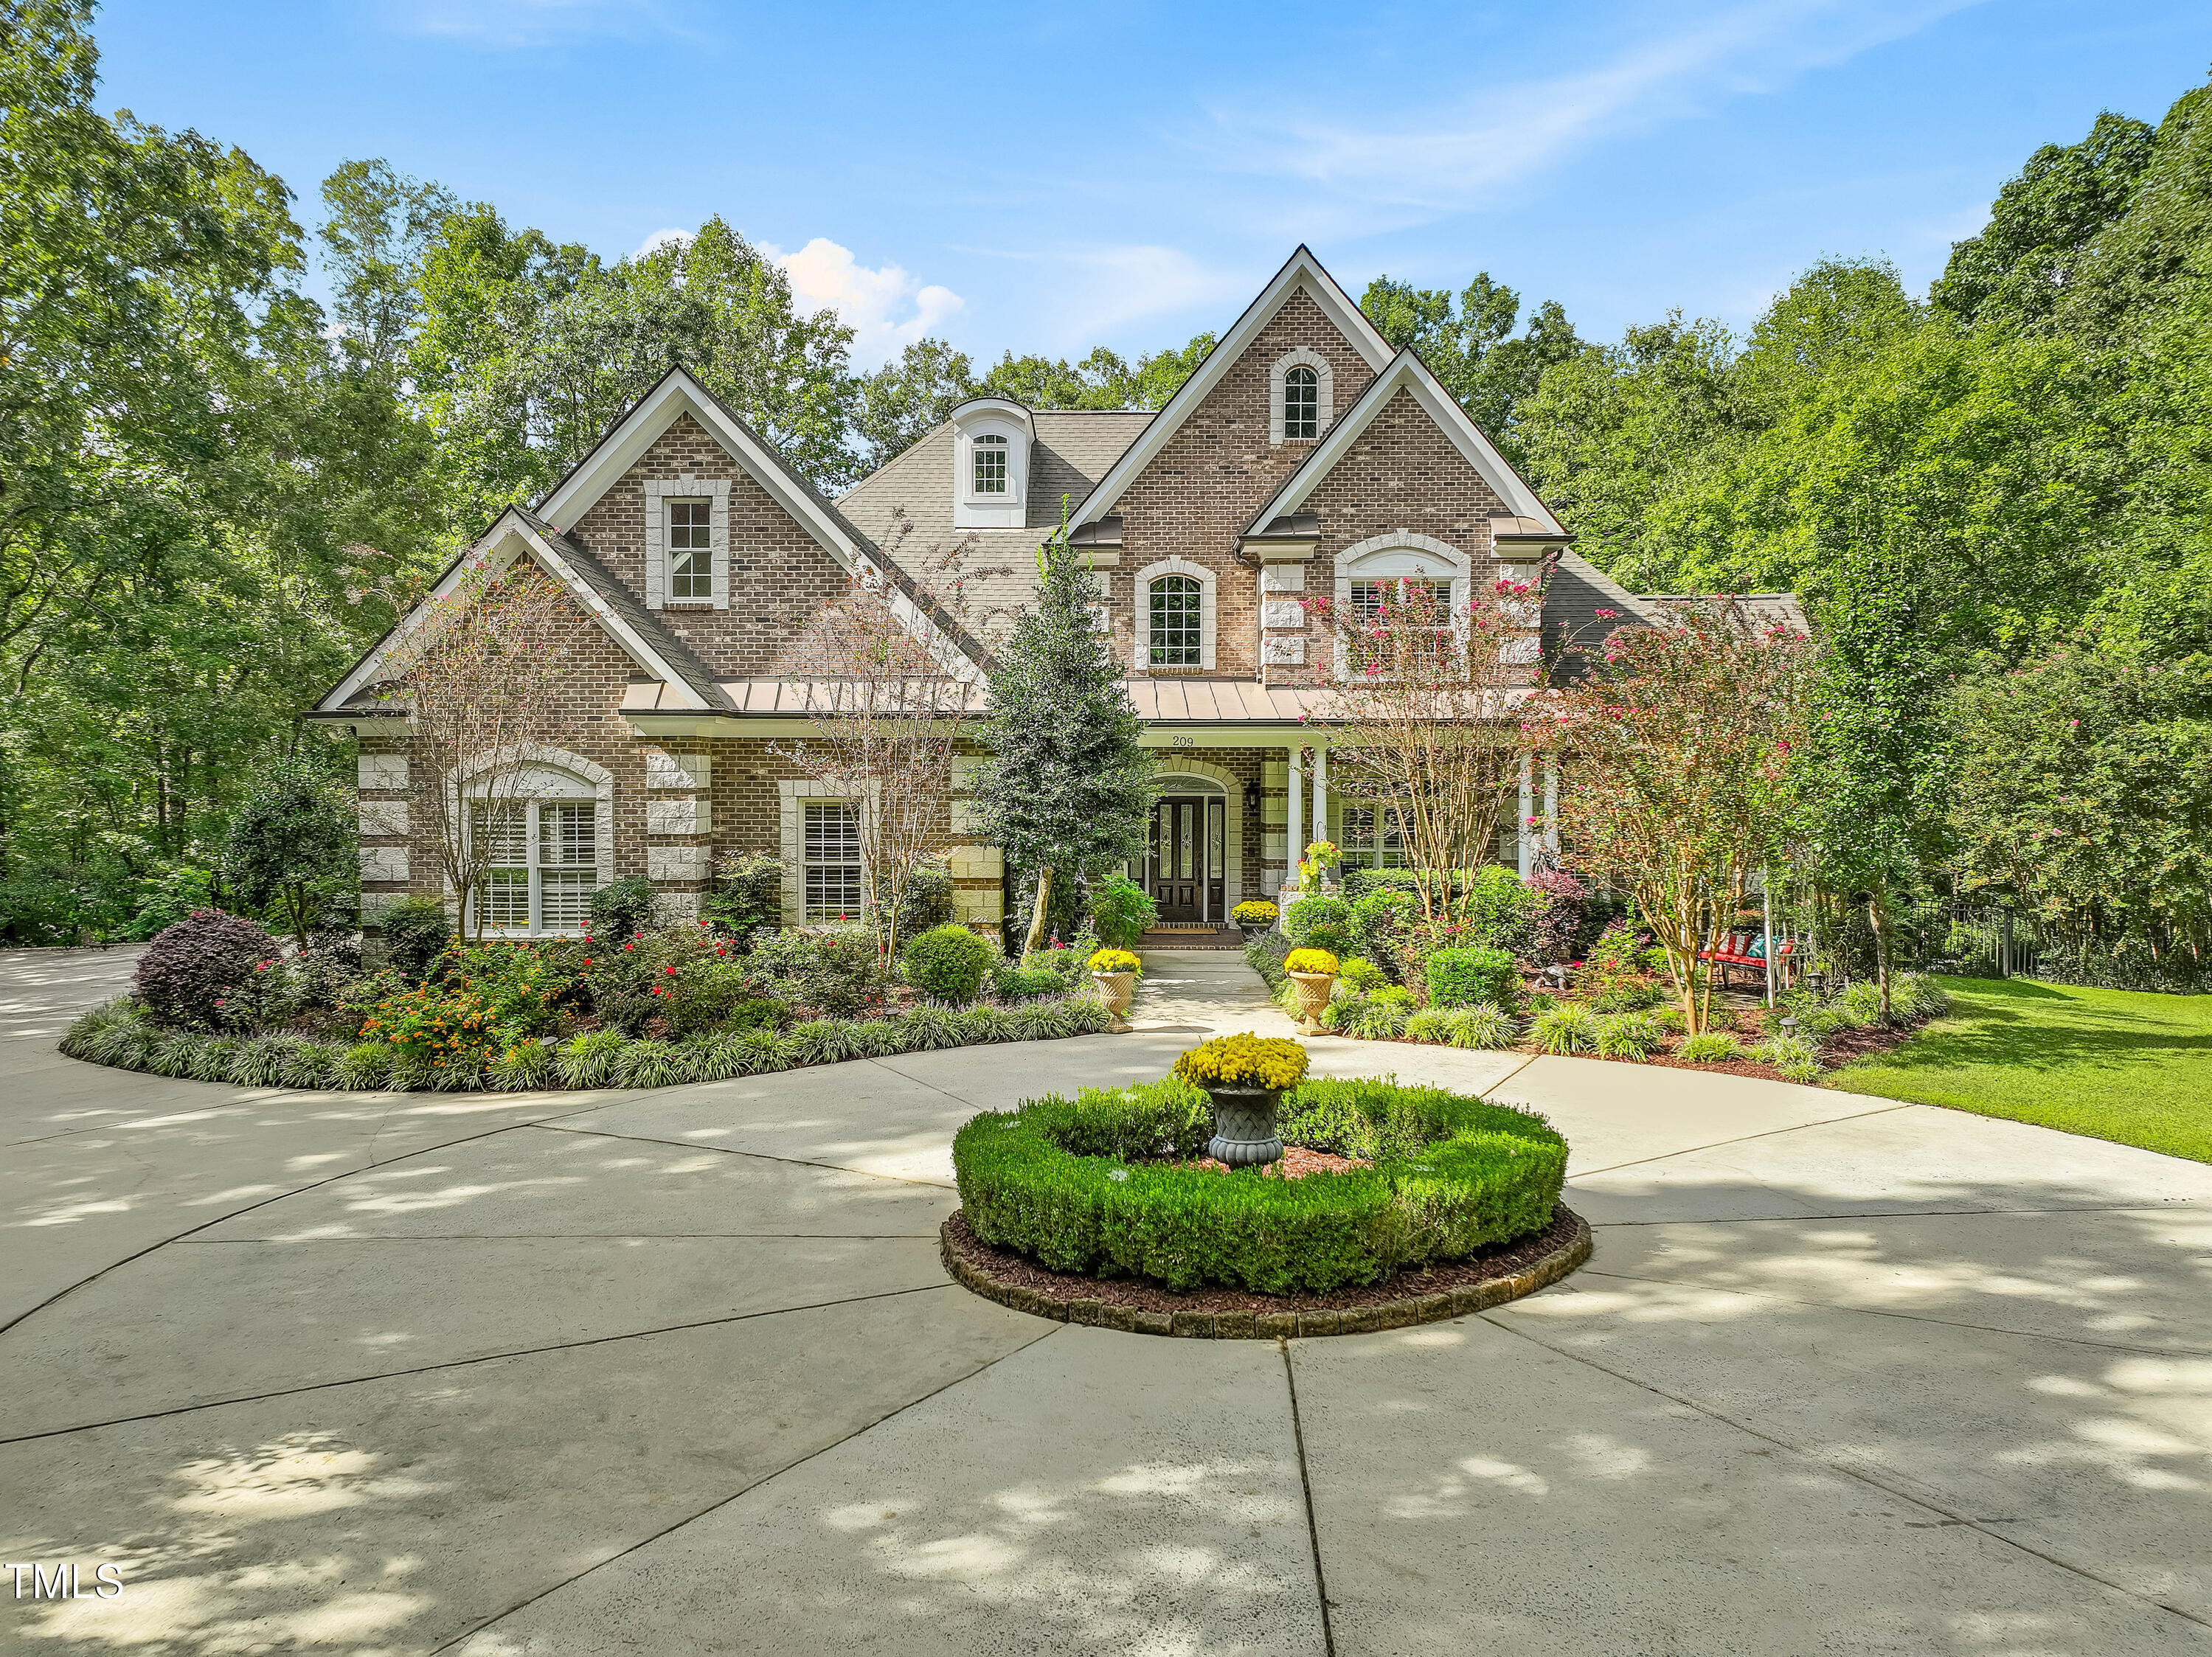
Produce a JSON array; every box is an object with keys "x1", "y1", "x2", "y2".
[{"x1": 3, "y1": 948, "x2": 2210, "y2": 1654}]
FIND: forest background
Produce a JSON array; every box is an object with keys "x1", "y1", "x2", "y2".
[{"x1": 4, "y1": 0, "x2": 2208, "y2": 956}]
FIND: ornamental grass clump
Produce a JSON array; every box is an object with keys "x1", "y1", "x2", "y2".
[
  {"x1": 953, "y1": 1076, "x2": 1568, "y2": 1293},
  {"x1": 1172, "y1": 1034, "x2": 1310, "y2": 1092},
  {"x1": 1680, "y1": 1031, "x2": 1744, "y2": 1063},
  {"x1": 1531, "y1": 1000, "x2": 1598, "y2": 1055},
  {"x1": 1592, "y1": 1011, "x2": 1668, "y2": 1060},
  {"x1": 1446, "y1": 1002, "x2": 1518, "y2": 1050},
  {"x1": 1752, "y1": 1032, "x2": 1823, "y2": 1082}
]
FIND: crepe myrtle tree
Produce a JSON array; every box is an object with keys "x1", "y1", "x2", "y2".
[
  {"x1": 971, "y1": 524, "x2": 1153, "y2": 956},
  {"x1": 773, "y1": 562, "x2": 975, "y2": 963},
  {"x1": 376, "y1": 557, "x2": 576, "y2": 941},
  {"x1": 1304, "y1": 568, "x2": 1542, "y2": 938},
  {"x1": 1530, "y1": 597, "x2": 1811, "y2": 1035}
]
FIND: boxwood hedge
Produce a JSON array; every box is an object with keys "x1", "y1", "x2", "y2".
[{"x1": 951, "y1": 1076, "x2": 1567, "y2": 1294}]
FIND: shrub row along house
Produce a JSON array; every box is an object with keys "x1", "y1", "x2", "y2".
[{"x1": 312, "y1": 247, "x2": 1687, "y2": 939}]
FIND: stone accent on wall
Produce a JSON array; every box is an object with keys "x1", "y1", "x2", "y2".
[
  {"x1": 564, "y1": 411, "x2": 853, "y2": 678},
  {"x1": 648, "y1": 845, "x2": 713, "y2": 881},
  {"x1": 358, "y1": 753, "x2": 408, "y2": 791},
  {"x1": 645, "y1": 749, "x2": 713, "y2": 790},
  {"x1": 361, "y1": 847, "x2": 409, "y2": 883},
  {"x1": 358, "y1": 799, "x2": 409, "y2": 837},
  {"x1": 647, "y1": 798, "x2": 713, "y2": 835}
]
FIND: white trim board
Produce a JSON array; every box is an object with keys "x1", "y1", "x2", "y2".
[
  {"x1": 316, "y1": 512, "x2": 715, "y2": 714},
  {"x1": 1070, "y1": 247, "x2": 1393, "y2": 528},
  {"x1": 1244, "y1": 350, "x2": 1567, "y2": 536}
]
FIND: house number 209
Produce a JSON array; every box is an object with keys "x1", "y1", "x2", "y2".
[{"x1": 1168, "y1": 736, "x2": 1196, "y2": 747}]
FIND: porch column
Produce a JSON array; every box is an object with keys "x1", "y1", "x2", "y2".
[
  {"x1": 1516, "y1": 751, "x2": 1534, "y2": 878},
  {"x1": 1286, "y1": 745, "x2": 1304, "y2": 904},
  {"x1": 1310, "y1": 743, "x2": 1328, "y2": 871},
  {"x1": 1542, "y1": 759, "x2": 1560, "y2": 858}
]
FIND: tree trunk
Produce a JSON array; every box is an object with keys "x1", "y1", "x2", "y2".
[
  {"x1": 1023, "y1": 866, "x2": 1055, "y2": 958},
  {"x1": 1868, "y1": 886, "x2": 1894, "y2": 1021}
]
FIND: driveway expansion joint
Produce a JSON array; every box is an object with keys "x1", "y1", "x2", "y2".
[
  {"x1": 531, "y1": 1120, "x2": 959, "y2": 1187},
  {"x1": 1566, "y1": 1102, "x2": 1913, "y2": 1179}
]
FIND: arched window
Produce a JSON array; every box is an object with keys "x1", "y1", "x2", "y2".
[
  {"x1": 972, "y1": 433, "x2": 1008, "y2": 494},
  {"x1": 1148, "y1": 575, "x2": 1204, "y2": 667},
  {"x1": 1283, "y1": 366, "x2": 1319, "y2": 441},
  {"x1": 468, "y1": 765, "x2": 602, "y2": 934}
]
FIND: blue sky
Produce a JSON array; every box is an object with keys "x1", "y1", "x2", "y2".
[{"x1": 92, "y1": 0, "x2": 2212, "y2": 368}]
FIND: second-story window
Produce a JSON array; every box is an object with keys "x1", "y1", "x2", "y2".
[
  {"x1": 1283, "y1": 366, "x2": 1319, "y2": 441},
  {"x1": 668, "y1": 499, "x2": 712, "y2": 600},
  {"x1": 973, "y1": 434, "x2": 1008, "y2": 494},
  {"x1": 1148, "y1": 575, "x2": 1204, "y2": 667}
]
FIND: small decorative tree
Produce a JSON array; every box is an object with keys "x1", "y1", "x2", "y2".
[
  {"x1": 1306, "y1": 570, "x2": 1541, "y2": 937},
  {"x1": 223, "y1": 748, "x2": 358, "y2": 948},
  {"x1": 970, "y1": 528, "x2": 1153, "y2": 956},
  {"x1": 1530, "y1": 598, "x2": 1810, "y2": 1034},
  {"x1": 378, "y1": 558, "x2": 575, "y2": 940},
  {"x1": 774, "y1": 565, "x2": 975, "y2": 963}
]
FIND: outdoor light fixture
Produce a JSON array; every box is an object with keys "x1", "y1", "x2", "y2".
[{"x1": 1244, "y1": 781, "x2": 1261, "y2": 814}]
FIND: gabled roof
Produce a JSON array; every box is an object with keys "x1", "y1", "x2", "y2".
[
  {"x1": 313, "y1": 508, "x2": 734, "y2": 715},
  {"x1": 1243, "y1": 349, "x2": 1567, "y2": 537},
  {"x1": 1068, "y1": 246, "x2": 1395, "y2": 527}
]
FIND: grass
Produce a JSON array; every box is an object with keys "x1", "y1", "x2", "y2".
[{"x1": 1828, "y1": 976, "x2": 2212, "y2": 1164}]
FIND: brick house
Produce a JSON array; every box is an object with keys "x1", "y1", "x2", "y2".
[{"x1": 312, "y1": 246, "x2": 1659, "y2": 939}]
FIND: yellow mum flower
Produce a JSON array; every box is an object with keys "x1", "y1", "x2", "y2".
[
  {"x1": 1285, "y1": 948, "x2": 1340, "y2": 975},
  {"x1": 1086, "y1": 948, "x2": 1142, "y2": 975},
  {"x1": 1173, "y1": 1033, "x2": 1309, "y2": 1091}
]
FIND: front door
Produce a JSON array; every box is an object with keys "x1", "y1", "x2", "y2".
[{"x1": 1148, "y1": 795, "x2": 1224, "y2": 923}]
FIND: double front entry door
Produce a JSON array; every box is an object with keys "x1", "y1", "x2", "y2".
[{"x1": 1147, "y1": 794, "x2": 1227, "y2": 923}]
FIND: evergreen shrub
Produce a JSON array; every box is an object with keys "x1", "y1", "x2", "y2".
[
  {"x1": 134, "y1": 909, "x2": 280, "y2": 1030},
  {"x1": 952, "y1": 1076, "x2": 1568, "y2": 1293},
  {"x1": 901, "y1": 923, "x2": 999, "y2": 1004},
  {"x1": 379, "y1": 896, "x2": 452, "y2": 979},
  {"x1": 1424, "y1": 946, "x2": 1519, "y2": 1010},
  {"x1": 1285, "y1": 894, "x2": 1353, "y2": 953}
]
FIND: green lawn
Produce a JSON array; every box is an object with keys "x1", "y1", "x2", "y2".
[{"x1": 1830, "y1": 976, "x2": 2212, "y2": 1164}]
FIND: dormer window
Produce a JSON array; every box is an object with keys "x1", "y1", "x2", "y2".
[
  {"x1": 973, "y1": 434, "x2": 1008, "y2": 494},
  {"x1": 949, "y1": 397, "x2": 1035, "y2": 529},
  {"x1": 1283, "y1": 367, "x2": 1318, "y2": 440}
]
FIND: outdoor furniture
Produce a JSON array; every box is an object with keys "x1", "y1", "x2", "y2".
[{"x1": 1700, "y1": 934, "x2": 1794, "y2": 992}]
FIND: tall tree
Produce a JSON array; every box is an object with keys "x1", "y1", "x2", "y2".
[
  {"x1": 1359, "y1": 271, "x2": 1583, "y2": 466},
  {"x1": 969, "y1": 533, "x2": 1153, "y2": 955}
]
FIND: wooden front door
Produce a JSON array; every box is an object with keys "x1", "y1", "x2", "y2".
[{"x1": 1148, "y1": 795, "x2": 1224, "y2": 923}]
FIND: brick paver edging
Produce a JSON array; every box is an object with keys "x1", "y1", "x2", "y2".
[{"x1": 939, "y1": 1206, "x2": 1591, "y2": 1338}]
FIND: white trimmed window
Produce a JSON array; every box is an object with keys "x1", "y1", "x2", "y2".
[
  {"x1": 802, "y1": 800, "x2": 864, "y2": 923},
  {"x1": 1283, "y1": 367, "x2": 1319, "y2": 441},
  {"x1": 1148, "y1": 575, "x2": 1204, "y2": 666},
  {"x1": 668, "y1": 500, "x2": 712, "y2": 600},
  {"x1": 1339, "y1": 802, "x2": 1408, "y2": 869},
  {"x1": 972, "y1": 434, "x2": 1008, "y2": 495},
  {"x1": 472, "y1": 798, "x2": 597, "y2": 933},
  {"x1": 1270, "y1": 348, "x2": 1333, "y2": 445}
]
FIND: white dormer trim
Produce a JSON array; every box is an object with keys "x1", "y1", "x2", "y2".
[
  {"x1": 1072, "y1": 246, "x2": 1394, "y2": 527},
  {"x1": 1246, "y1": 350, "x2": 1568, "y2": 535},
  {"x1": 1270, "y1": 347, "x2": 1333, "y2": 445},
  {"x1": 316, "y1": 512, "x2": 716, "y2": 714},
  {"x1": 642, "y1": 476, "x2": 730, "y2": 611},
  {"x1": 1134, "y1": 555, "x2": 1217, "y2": 671},
  {"x1": 949, "y1": 397, "x2": 1034, "y2": 530}
]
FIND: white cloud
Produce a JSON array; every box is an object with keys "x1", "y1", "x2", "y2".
[
  {"x1": 633, "y1": 226, "x2": 693, "y2": 259},
  {"x1": 384, "y1": 0, "x2": 701, "y2": 49},
  {"x1": 1199, "y1": 0, "x2": 1989, "y2": 223},
  {"x1": 763, "y1": 238, "x2": 964, "y2": 367}
]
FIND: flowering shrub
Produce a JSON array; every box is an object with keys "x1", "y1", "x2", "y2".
[
  {"x1": 359, "y1": 984, "x2": 505, "y2": 1069},
  {"x1": 1579, "y1": 919, "x2": 1665, "y2": 1012},
  {"x1": 1173, "y1": 1033, "x2": 1310, "y2": 1091},
  {"x1": 1284, "y1": 948, "x2": 1340, "y2": 976},
  {"x1": 746, "y1": 924, "x2": 886, "y2": 1017},
  {"x1": 1086, "y1": 948, "x2": 1142, "y2": 976}
]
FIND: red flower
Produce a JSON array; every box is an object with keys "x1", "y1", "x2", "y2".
[{"x1": 582, "y1": 958, "x2": 593, "y2": 967}]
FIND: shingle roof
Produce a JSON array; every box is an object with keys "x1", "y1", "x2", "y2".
[{"x1": 837, "y1": 411, "x2": 1154, "y2": 645}]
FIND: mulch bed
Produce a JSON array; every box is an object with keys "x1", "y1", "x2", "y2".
[
  {"x1": 1166, "y1": 1146, "x2": 1367, "y2": 1178},
  {"x1": 940, "y1": 1205, "x2": 1591, "y2": 1339}
]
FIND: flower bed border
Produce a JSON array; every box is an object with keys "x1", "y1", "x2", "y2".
[
  {"x1": 940, "y1": 1205, "x2": 1591, "y2": 1338},
  {"x1": 59, "y1": 993, "x2": 1112, "y2": 1094}
]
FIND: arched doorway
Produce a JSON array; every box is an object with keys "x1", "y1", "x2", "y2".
[{"x1": 1145, "y1": 773, "x2": 1228, "y2": 923}]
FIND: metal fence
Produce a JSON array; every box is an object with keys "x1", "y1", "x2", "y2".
[{"x1": 1799, "y1": 895, "x2": 2211, "y2": 996}]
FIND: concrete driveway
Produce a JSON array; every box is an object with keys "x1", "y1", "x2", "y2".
[{"x1": 3, "y1": 947, "x2": 2208, "y2": 1654}]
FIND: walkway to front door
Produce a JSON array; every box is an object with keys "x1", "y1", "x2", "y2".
[{"x1": 1146, "y1": 793, "x2": 1226, "y2": 923}]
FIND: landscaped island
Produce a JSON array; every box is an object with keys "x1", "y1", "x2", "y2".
[{"x1": 942, "y1": 1035, "x2": 1589, "y2": 1336}]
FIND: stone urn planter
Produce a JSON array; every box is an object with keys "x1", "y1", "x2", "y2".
[
  {"x1": 1287, "y1": 970, "x2": 1336, "y2": 1035},
  {"x1": 1091, "y1": 970, "x2": 1137, "y2": 1033},
  {"x1": 1204, "y1": 1085, "x2": 1283, "y2": 1167}
]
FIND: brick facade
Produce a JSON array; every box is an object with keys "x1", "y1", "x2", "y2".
[
  {"x1": 1106, "y1": 288, "x2": 1376, "y2": 677},
  {"x1": 566, "y1": 412, "x2": 853, "y2": 677}
]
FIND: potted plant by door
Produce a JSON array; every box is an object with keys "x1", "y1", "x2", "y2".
[
  {"x1": 1232, "y1": 900, "x2": 1277, "y2": 943},
  {"x1": 1172, "y1": 1034, "x2": 1309, "y2": 1168},
  {"x1": 1284, "y1": 948, "x2": 1340, "y2": 1035},
  {"x1": 1087, "y1": 948, "x2": 1142, "y2": 1033}
]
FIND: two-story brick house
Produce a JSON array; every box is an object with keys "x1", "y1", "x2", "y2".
[{"x1": 313, "y1": 246, "x2": 1654, "y2": 938}]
